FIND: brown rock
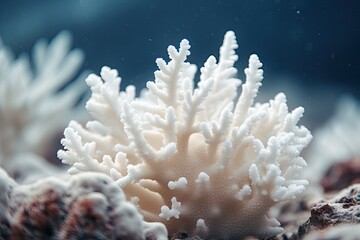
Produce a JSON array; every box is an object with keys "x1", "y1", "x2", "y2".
[
  {"x1": 0, "y1": 171, "x2": 167, "y2": 240},
  {"x1": 295, "y1": 184, "x2": 360, "y2": 239},
  {"x1": 321, "y1": 158, "x2": 360, "y2": 193}
]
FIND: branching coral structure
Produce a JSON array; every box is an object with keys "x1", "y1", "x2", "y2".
[
  {"x1": 58, "y1": 31, "x2": 312, "y2": 239},
  {"x1": 0, "y1": 31, "x2": 88, "y2": 164}
]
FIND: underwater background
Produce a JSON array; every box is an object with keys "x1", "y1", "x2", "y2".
[
  {"x1": 1, "y1": 2, "x2": 360, "y2": 239},
  {"x1": 1, "y1": 0, "x2": 359, "y2": 130}
]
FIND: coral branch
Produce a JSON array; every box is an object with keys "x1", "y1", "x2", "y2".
[{"x1": 59, "y1": 31, "x2": 312, "y2": 239}]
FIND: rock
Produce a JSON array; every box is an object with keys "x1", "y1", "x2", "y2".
[
  {"x1": 303, "y1": 224, "x2": 360, "y2": 240},
  {"x1": 292, "y1": 184, "x2": 360, "y2": 239},
  {"x1": 0, "y1": 169, "x2": 167, "y2": 240},
  {"x1": 321, "y1": 158, "x2": 360, "y2": 193}
]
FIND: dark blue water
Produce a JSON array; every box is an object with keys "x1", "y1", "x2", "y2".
[{"x1": 1, "y1": 0, "x2": 359, "y2": 128}]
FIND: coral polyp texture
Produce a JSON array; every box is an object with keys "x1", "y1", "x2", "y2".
[{"x1": 58, "y1": 31, "x2": 312, "y2": 239}]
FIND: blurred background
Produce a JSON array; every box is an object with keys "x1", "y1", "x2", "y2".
[{"x1": 1, "y1": 0, "x2": 359, "y2": 130}]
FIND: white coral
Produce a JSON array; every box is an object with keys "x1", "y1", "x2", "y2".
[
  {"x1": 306, "y1": 96, "x2": 360, "y2": 182},
  {"x1": 58, "y1": 31, "x2": 312, "y2": 239},
  {"x1": 0, "y1": 31, "x2": 88, "y2": 164}
]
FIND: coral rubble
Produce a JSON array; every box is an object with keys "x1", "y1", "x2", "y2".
[{"x1": 0, "y1": 168, "x2": 167, "y2": 240}]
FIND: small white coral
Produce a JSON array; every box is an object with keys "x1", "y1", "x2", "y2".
[
  {"x1": 306, "y1": 96, "x2": 360, "y2": 182},
  {"x1": 59, "y1": 31, "x2": 312, "y2": 239},
  {"x1": 0, "y1": 31, "x2": 88, "y2": 164}
]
